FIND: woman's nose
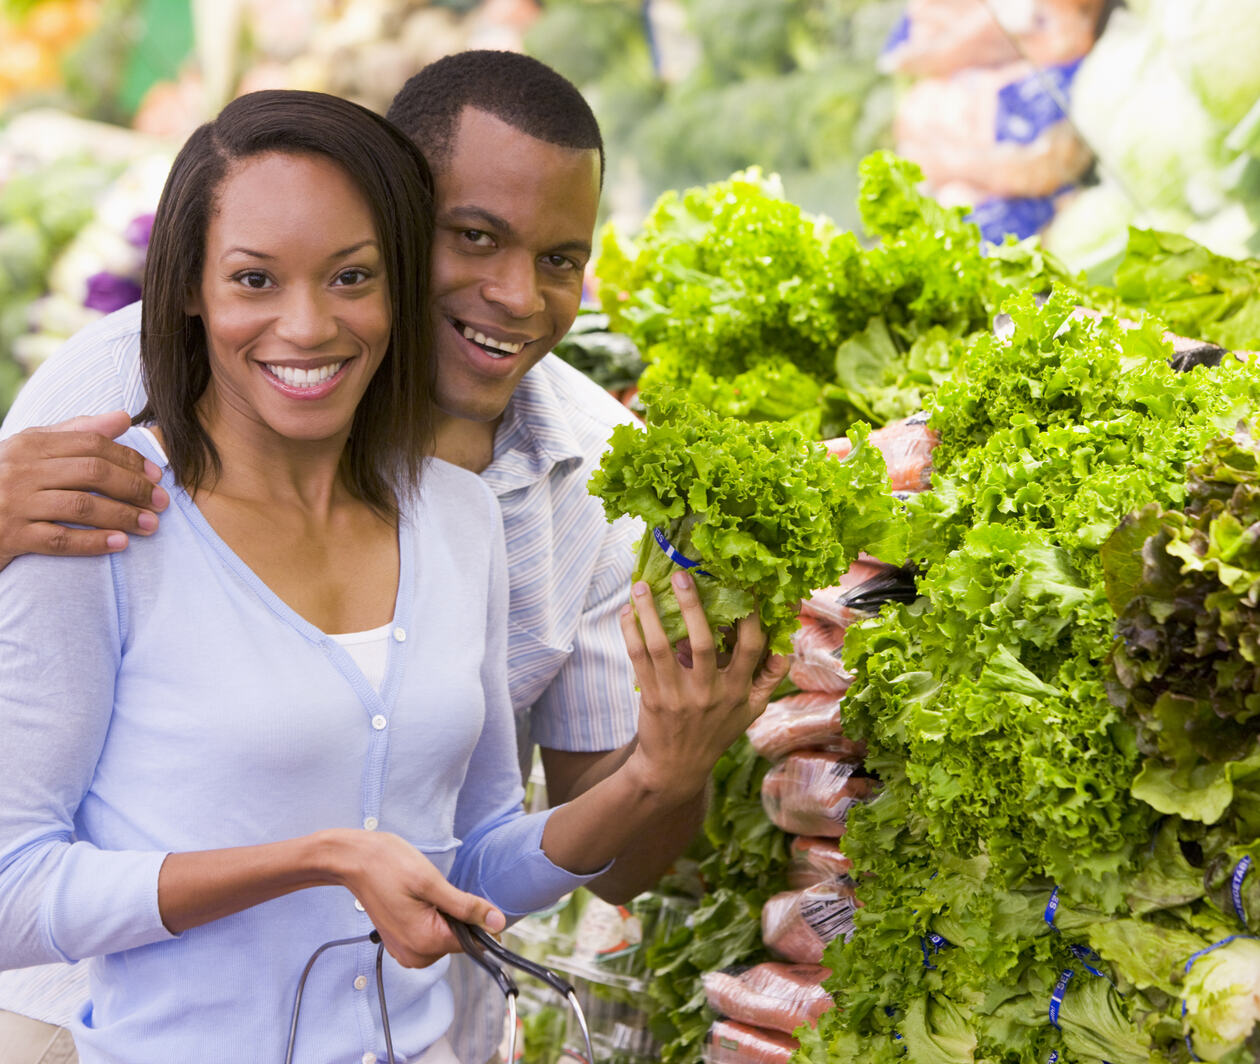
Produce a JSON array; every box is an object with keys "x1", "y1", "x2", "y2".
[{"x1": 273, "y1": 288, "x2": 340, "y2": 348}]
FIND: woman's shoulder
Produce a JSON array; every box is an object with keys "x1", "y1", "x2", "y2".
[{"x1": 405, "y1": 458, "x2": 501, "y2": 547}]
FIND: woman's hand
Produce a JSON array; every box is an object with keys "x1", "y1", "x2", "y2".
[
  {"x1": 329, "y1": 829, "x2": 506, "y2": 968},
  {"x1": 618, "y1": 571, "x2": 790, "y2": 803},
  {"x1": 157, "y1": 829, "x2": 504, "y2": 970}
]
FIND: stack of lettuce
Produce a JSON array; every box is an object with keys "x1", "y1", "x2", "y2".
[{"x1": 800, "y1": 290, "x2": 1260, "y2": 1064}]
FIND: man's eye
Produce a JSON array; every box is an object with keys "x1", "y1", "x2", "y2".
[
  {"x1": 235, "y1": 271, "x2": 273, "y2": 290},
  {"x1": 542, "y1": 254, "x2": 577, "y2": 271}
]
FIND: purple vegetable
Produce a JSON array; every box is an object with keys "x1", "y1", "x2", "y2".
[{"x1": 85, "y1": 272, "x2": 142, "y2": 314}]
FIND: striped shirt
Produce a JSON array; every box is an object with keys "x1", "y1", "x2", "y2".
[{"x1": 0, "y1": 301, "x2": 644, "y2": 1060}]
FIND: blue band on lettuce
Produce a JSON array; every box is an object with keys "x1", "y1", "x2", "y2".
[
  {"x1": 1182, "y1": 935, "x2": 1259, "y2": 1061},
  {"x1": 652, "y1": 527, "x2": 714, "y2": 578}
]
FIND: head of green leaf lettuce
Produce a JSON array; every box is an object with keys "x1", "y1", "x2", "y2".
[{"x1": 588, "y1": 390, "x2": 906, "y2": 655}]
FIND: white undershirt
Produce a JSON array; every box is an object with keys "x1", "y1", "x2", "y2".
[
  {"x1": 135, "y1": 427, "x2": 394, "y2": 693},
  {"x1": 329, "y1": 623, "x2": 393, "y2": 692}
]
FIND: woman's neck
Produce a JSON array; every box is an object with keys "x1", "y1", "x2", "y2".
[{"x1": 192, "y1": 388, "x2": 353, "y2": 517}]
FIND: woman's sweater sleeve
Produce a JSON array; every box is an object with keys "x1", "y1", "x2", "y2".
[
  {"x1": 447, "y1": 490, "x2": 608, "y2": 917},
  {"x1": 0, "y1": 552, "x2": 174, "y2": 968}
]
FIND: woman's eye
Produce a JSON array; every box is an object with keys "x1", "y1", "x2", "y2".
[
  {"x1": 334, "y1": 268, "x2": 370, "y2": 286},
  {"x1": 236, "y1": 271, "x2": 273, "y2": 290},
  {"x1": 461, "y1": 229, "x2": 494, "y2": 247}
]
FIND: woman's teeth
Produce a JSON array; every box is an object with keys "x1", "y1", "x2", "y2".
[
  {"x1": 461, "y1": 324, "x2": 523, "y2": 356},
  {"x1": 264, "y1": 362, "x2": 344, "y2": 387}
]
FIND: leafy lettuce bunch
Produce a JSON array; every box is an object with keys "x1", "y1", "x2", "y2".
[
  {"x1": 1116, "y1": 228, "x2": 1260, "y2": 352},
  {"x1": 795, "y1": 293, "x2": 1260, "y2": 1063},
  {"x1": 588, "y1": 389, "x2": 902, "y2": 654},
  {"x1": 597, "y1": 153, "x2": 1075, "y2": 440},
  {"x1": 1104, "y1": 426, "x2": 1260, "y2": 821}
]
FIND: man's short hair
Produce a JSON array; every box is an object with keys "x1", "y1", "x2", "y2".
[{"x1": 386, "y1": 50, "x2": 604, "y2": 186}]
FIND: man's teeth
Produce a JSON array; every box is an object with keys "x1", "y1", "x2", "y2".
[
  {"x1": 462, "y1": 324, "x2": 523, "y2": 356},
  {"x1": 264, "y1": 362, "x2": 344, "y2": 387}
]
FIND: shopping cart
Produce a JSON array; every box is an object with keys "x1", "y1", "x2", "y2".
[{"x1": 283, "y1": 919, "x2": 596, "y2": 1064}]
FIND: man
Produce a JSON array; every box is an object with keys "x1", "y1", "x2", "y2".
[{"x1": 0, "y1": 52, "x2": 782, "y2": 1063}]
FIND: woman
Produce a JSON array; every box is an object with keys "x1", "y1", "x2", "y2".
[{"x1": 0, "y1": 90, "x2": 776, "y2": 1064}]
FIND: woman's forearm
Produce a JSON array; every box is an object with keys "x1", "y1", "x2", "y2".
[{"x1": 156, "y1": 829, "x2": 351, "y2": 933}]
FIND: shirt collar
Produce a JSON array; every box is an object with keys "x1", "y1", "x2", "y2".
[{"x1": 481, "y1": 358, "x2": 588, "y2": 495}]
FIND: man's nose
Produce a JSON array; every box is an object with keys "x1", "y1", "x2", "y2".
[{"x1": 482, "y1": 253, "x2": 545, "y2": 318}]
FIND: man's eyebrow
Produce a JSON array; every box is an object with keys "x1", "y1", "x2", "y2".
[
  {"x1": 441, "y1": 206, "x2": 591, "y2": 256},
  {"x1": 220, "y1": 240, "x2": 379, "y2": 262},
  {"x1": 443, "y1": 206, "x2": 513, "y2": 233}
]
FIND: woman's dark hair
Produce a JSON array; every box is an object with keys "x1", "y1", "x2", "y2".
[{"x1": 138, "y1": 89, "x2": 434, "y2": 519}]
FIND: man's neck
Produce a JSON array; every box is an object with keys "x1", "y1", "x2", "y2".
[{"x1": 432, "y1": 413, "x2": 500, "y2": 473}]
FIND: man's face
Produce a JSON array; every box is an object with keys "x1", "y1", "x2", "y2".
[{"x1": 429, "y1": 107, "x2": 601, "y2": 425}]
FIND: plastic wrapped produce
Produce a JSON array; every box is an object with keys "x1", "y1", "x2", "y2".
[
  {"x1": 703, "y1": 1019, "x2": 799, "y2": 1064},
  {"x1": 800, "y1": 554, "x2": 917, "y2": 629},
  {"x1": 787, "y1": 836, "x2": 854, "y2": 889},
  {"x1": 702, "y1": 963, "x2": 833, "y2": 1035},
  {"x1": 879, "y1": 0, "x2": 1104, "y2": 78},
  {"x1": 823, "y1": 414, "x2": 940, "y2": 494},
  {"x1": 761, "y1": 752, "x2": 874, "y2": 837},
  {"x1": 745, "y1": 693, "x2": 863, "y2": 763},
  {"x1": 894, "y1": 60, "x2": 1092, "y2": 197},
  {"x1": 787, "y1": 615, "x2": 852, "y2": 695},
  {"x1": 761, "y1": 881, "x2": 860, "y2": 964}
]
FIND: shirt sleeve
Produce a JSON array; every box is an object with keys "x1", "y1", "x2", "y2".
[
  {"x1": 529, "y1": 512, "x2": 643, "y2": 754},
  {"x1": 0, "y1": 550, "x2": 174, "y2": 968},
  {"x1": 1, "y1": 306, "x2": 142, "y2": 438},
  {"x1": 448, "y1": 490, "x2": 607, "y2": 917}
]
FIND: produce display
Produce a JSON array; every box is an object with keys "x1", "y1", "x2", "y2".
[
  {"x1": 7, "y1": 2, "x2": 1260, "y2": 1060},
  {"x1": 590, "y1": 142, "x2": 1260, "y2": 1064}
]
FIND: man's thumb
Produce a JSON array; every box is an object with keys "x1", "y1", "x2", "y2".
[{"x1": 44, "y1": 409, "x2": 133, "y2": 438}]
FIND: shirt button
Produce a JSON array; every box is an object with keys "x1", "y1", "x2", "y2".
[
  {"x1": 354, "y1": 975, "x2": 368, "y2": 991},
  {"x1": 363, "y1": 1054, "x2": 377, "y2": 1064},
  {"x1": 371, "y1": 714, "x2": 387, "y2": 731},
  {"x1": 354, "y1": 897, "x2": 365, "y2": 912},
  {"x1": 363, "y1": 816, "x2": 379, "y2": 831},
  {"x1": 393, "y1": 627, "x2": 406, "y2": 642}
]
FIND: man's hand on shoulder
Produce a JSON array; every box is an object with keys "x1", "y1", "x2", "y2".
[{"x1": 0, "y1": 410, "x2": 168, "y2": 572}]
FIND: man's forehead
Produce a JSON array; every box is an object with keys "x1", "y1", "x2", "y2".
[{"x1": 444, "y1": 106, "x2": 601, "y2": 178}]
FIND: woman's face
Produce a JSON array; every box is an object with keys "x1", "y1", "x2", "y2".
[{"x1": 188, "y1": 151, "x2": 391, "y2": 446}]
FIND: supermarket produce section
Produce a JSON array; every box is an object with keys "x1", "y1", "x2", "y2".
[{"x1": 3, "y1": 1, "x2": 1260, "y2": 1062}]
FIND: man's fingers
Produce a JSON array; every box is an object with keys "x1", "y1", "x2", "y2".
[
  {"x1": 630, "y1": 581, "x2": 676, "y2": 668},
  {"x1": 34, "y1": 453, "x2": 168, "y2": 513},
  {"x1": 750, "y1": 653, "x2": 792, "y2": 707},
  {"x1": 43, "y1": 409, "x2": 133, "y2": 438},
  {"x1": 670, "y1": 571, "x2": 716, "y2": 665},
  {"x1": 726, "y1": 610, "x2": 770, "y2": 678},
  {"x1": 32, "y1": 489, "x2": 160, "y2": 535},
  {"x1": 14, "y1": 522, "x2": 129, "y2": 558}
]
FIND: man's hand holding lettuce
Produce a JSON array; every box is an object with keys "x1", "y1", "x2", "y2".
[{"x1": 589, "y1": 389, "x2": 903, "y2": 656}]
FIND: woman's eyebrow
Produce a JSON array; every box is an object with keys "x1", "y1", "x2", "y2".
[{"x1": 219, "y1": 240, "x2": 380, "y2": 262}]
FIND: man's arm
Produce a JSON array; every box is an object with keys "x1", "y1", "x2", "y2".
[
  {"x1": 0, "y1": 410, "x2": 167, "y2": 573},
  {"x1": 538, "y1": 573, "x2": 788, "y2": 887},
  {"x1": 541, "y1": 742, "x2": 707, "y2": 904}
]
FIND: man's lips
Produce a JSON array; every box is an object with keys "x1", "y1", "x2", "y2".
[{"x1": 449, "y1": 317, "x2": 533, "y2": 359}]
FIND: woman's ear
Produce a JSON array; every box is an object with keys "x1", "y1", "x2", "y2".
[{"x1": 184, "y1": 286, "x2": 202, "y2": 317}]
